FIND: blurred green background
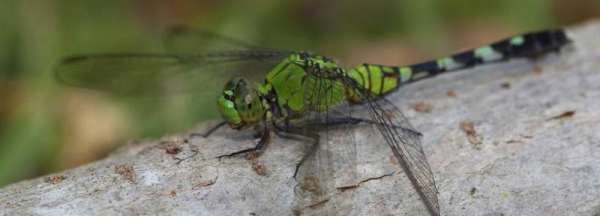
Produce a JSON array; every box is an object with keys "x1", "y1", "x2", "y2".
[{"x1": 0, "y1": 0, "x2": 598, "y2": 187}]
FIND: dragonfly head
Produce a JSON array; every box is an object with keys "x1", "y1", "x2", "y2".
[{"x1": 217, "y1": 78, "x2": 265, "y2": 129}]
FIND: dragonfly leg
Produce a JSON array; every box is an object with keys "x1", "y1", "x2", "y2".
[
  {"x1": 191, "y1": 121, "x2": 227, "y2": 138},
  {"x1": 216, "y1": 123, "x2": 270, "y2": 159},
  {"x1": 273, "y1": 124, "x2": 320, "y2": 179}
]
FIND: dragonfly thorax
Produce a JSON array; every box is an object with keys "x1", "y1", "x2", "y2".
[{"x1": 217, "y1": 77, "x2": 265, "y2": 129}]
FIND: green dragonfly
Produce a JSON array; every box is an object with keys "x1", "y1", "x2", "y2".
[{"x1": 55, "y1": 27, "x2": 570, "y2": 215}]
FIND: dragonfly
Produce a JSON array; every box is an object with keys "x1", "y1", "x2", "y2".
[{"x1": 55, "y1": 27, "x2": 571, "y2": 215}]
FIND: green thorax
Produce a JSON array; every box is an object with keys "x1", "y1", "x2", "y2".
[
  {"x1": 257, "y1": 53, "x2": 402, "y2": 116},
  {"x1": 258, "y1": 53, "x2": 347, "y2": 115}
]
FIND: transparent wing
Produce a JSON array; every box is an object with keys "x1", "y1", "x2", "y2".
[
  {"x1": 361, "y1": 96, "x2": 440, "y2": 216},
  {"x1": 292, "y1": 73, "x2": 334, "y2": 212},
  {"x1": 292, "y1": 71, "x2": 359, "y2": 215},
  {"x1": 286, "y1": 63, "x2": 438, "y2": 214},
  {"x1": 163, "y1": 26, "x2": 273, "y2": 54},
  {"x1": 54, "y1": 51, "x2": 290, "y2": 96},
  {"x1": 57, "y1": 27, "x2": 293, "y2": 96},
  {"x1": 296, "y1": 99, "x2": 439, "y2": 214}
]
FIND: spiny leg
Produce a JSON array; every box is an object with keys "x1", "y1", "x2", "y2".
[
  {"x1": 273, "y1": 125, "x2": 320, "y2": 179},
  {"x1": 190, "y1": 121, "x2": 228, "y2": 138},
  {"x1": 216, "y1": 123, "x2": 271, "y2": 159}
]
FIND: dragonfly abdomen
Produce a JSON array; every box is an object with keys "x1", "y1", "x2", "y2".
[
  {"x1": 407, "y1": 29, "x2": 570, "y2": 82},
  {"x1": 345, "y1": 29, "x2": 570, "y2": 102}
]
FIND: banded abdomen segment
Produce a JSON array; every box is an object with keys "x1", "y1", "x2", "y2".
[{"x1": 346, "y1": 29, "x2": 570, "y2": 101}]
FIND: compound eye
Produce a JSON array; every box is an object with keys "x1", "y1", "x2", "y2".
[
  {"x1": 217, "y1": 96, "x2": 242, "y2": 127},
  {"x1": 223, "y1": 90, "x2": 234, "y2": 100}
]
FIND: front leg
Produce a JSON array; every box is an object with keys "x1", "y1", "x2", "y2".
[
  {"x1": 190, "y1": 121, "x2": 227, "y2": 138},
  {"x1": 216, "y1": 123, "x2": 271, "y2": 159}
]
